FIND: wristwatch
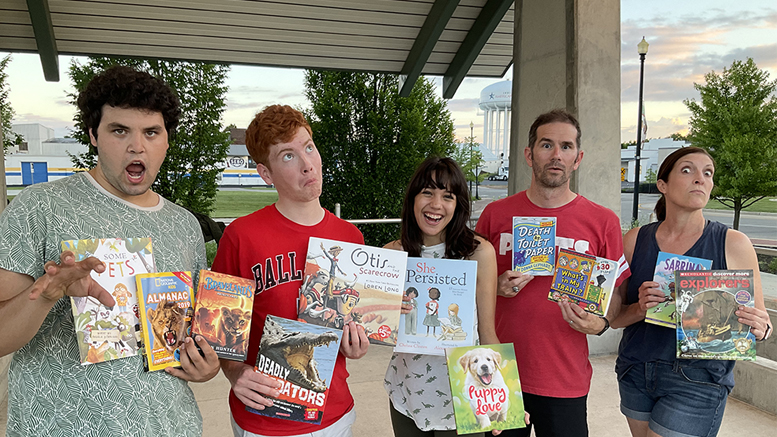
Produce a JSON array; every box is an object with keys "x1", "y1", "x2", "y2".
[
  {"x1": 758, "y1": 324, "x2": 773, "y2": 342},
  {"x1": 595, "y1": 317, "x2": 610, "y2": 336}
]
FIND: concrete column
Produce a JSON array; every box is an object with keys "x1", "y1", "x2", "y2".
[
  {"x1": 503, "y1": 108, "x2": 510, "y2": 158},
  {"x1": 509, "y1": 0, "x2": 621, "y2": 215},
  {"x1": 483, "y1": 110, "x2": 489, "y2": 152}
]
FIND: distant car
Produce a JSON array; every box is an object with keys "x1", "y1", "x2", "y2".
[{"x1": 488, "y1": 173, "x2": 508, "y2": 181}]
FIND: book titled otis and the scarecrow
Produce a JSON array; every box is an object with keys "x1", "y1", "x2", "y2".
[
  {"x1": 248, "y1": 315, "x2": 342, "y2": 424},
  {"x1": 297, "y1": 237, "x2": 407, "y2": 346}
]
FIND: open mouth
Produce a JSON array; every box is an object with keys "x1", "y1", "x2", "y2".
[
  {"x1": 126, "y1": 161, "x2": 146, "y2": 183},
  {"x1": 478, "y1": 372, "x2": 493, "y2": 385},
  {"x1": 164, "y1": 329, "x2": 178, "y2": 347},
  {"x1": 423, "y1": 212, "x2": 443, "y2": 224}
]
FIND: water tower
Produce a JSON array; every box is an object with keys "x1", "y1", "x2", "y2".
[{"x1": 478, "y1": 80, "x2": 512, "y2": 160}]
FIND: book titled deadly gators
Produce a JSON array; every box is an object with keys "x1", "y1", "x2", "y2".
[{"x1": 248, "y1": 315, "x2": 343, "y2": 425}]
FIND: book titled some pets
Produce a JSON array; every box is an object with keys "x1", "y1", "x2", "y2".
[
  {"x1": 445, "y1": 343, "x2": 527, "y2": 434},
  {"x1": 61, "y1": 237, "x2": 155, "y2": 365},
  {"x1": 394, "y1": 257, "x2": 478, "y2": 356},
  {"x1": 645, "y1": 252, "x2": 712, "y2": 328},
  {"x1": 248, "y1": 315, "x2": 342, "y2": 424},
  {"x1": 547, "y1": 248, "x2": 619, "y2": 317},
  {"x1": 191, "y1": 270, "x2": 255, "y2": 361},
  {"x1": 512, "y1": 216, "x2": 556, "y2": 276},
  {"x1": 676, "y1": 269, "x2": 756, "y2": 361},
  {"x1": 297, "y1": 237, "x2": 407, "y2": 346},
  {"x1": 135, "y1": 271, "x2": 195, "y2": 371}
]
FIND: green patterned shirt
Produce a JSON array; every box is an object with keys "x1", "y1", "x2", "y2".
[{"x1": 0, "y1": 173, "x2": 207, "y2": 437}]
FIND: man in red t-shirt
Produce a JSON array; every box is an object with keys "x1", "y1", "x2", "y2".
[
  {"x1": 475, "y1": 109, "x2": 630, "y2": 437},
  {"x1": 212, "y1": 105, "x2": 369, "y2": 437}
]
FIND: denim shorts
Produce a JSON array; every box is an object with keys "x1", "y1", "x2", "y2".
[{"x1": 618, "y1": 361, "x2": 728, "y2": 437}]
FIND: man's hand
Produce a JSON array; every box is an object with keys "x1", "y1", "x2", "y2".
[
  {"x1": 340, "y1": 321, "x2": 369, "y2": 359},
  {"x1": 496, "y1": 270, "x2": 534, "y2": 298},
  {"x1": 221, "y1": 360, "x2": 282, "y2": 411},
  {"x1": 636, "y1": 281, "x2": 665, "y2": 312},
  {"x1": 558, "y1": 301, "x2": 606, "y2": 335},
  {"x1": 166, "y1": 335, "x2": 221, "y2": 382},
  {"x1": 28, "y1": 251, "x2": 114, "y2": 306}
]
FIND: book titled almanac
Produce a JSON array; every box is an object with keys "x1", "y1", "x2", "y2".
[
  {"x1": 676, "y1": 269, "x2": 756, "y2": 361},
  {"x1": 645, "y1": 252, "x2": 712, "y2": 328},
  {"x1": 135, "y1": 271, "x2": 195, "y2": 371},
  {"x1": 61, "y1": 237, "x2": 155, "y2": 365},
  {"x1": 394, "y1": 257, "x2": 478, "y2": 356},
  {"x1": 248, "y1": 315, "x2": 342, "y2": 424},
  {"x1": 191, "y1": 270, "x2": 256, "y2": 361},
  {"x1": 297, "y1": 237, "x2": 407, "y2": 346},
  {"x1": 548, "y1": 248, "x2": 619, "y2": 317},
  {"x1": 445, "y1": 343, "x2": 527, "y2": 434},
  {"x1": 512, "y1": 217, "x2": 556, "y2": 276}
]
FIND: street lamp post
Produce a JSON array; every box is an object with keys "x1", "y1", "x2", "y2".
[
  {"x1": 470, "y1": 121, "x2": 479, "y2": 200},
  {"x1": 468, "y1": 122, "x2": 474, "y2": 197},
  {"x1": 632, "y1": 37, "x2": 649, "y2": 224}
]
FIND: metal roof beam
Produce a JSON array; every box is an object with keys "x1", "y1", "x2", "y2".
[
  {"x1": 443, "y1": 0, "x2": 513, "y2": 99},
  {"x1": 26, "y1": 0, "x2": 59, "y2": 81},
  {"x1": 398, "y1": 0, "x2": 460, "y2": 97}
]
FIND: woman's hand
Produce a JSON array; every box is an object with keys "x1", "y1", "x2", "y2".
[
  {"x1": 637, "y1": 281, "x2": 665, "y2": 312},
  {"x1": 737, "y1": 306, "x2": 772, "y2": 341}
]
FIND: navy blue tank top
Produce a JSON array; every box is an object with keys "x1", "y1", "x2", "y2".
[{"x1": 615, "y1": 220, "x2": 736, "y2": 389}]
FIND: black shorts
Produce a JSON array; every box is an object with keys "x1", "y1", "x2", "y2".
[{"x1": 499, "y1": 392, "x2": 588, "y2": 437}]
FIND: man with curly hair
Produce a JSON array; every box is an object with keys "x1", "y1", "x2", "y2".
[{"x1": 0, "y1": 65, "x2": 220, "y2": 436}]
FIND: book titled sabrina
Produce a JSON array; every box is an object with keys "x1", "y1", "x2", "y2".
[
  {"x1": 445, "y1": 343, "x2": 527, "y2": 434},
  {"x1": 61, "y1": 237, "x2": 155, "y2": 365},
  {"x1": 135, "y1": 272, "x2": 195, "y2": 371},
  {"x1": 646, "y1": 252, "x2": 712, "y2": 328},
  {"x1": 512, "y1": 217, "x2": 556, "y2": 276},
  {"x1": 248, "y1": 315, "x2": 343, "y2": 424}
]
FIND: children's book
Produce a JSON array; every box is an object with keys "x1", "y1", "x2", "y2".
[
  {"x1": 297, "y1": 237, "x2": 407, "y2": 346},
  {"x1": 645, "y1": 252, "x2": 712, "y2": 328},
  {"x1": 192, "y1": 270, "x2": 255, "y2": 361},
  {"x1": 445, "y1": 343, "x2": 527, "y2": 434},
  {"x1": 61, "y1": 237, "x2": 155, "y2": 365},
  {"x1": 512, "y1": 217, "x2": 556, "y2": 276},
  {"x1": 248, "y1": 315, "x2": 343, "y2": 424},
  {"x1": 676, "y1": 269, "x2": 756, "y2": 361},
  {"x1": 548, "y1": 249, "x2": 619, "y2": 316},
  {"x1": 394, "y1": 258, "x2": 478, "y2": 356},
  {"x1": 135, "y1": 272, "x2": 195, "y2": 371}
]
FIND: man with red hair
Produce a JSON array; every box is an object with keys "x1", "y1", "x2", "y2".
[{"x1": 212, "y1": 105, "x2": 369, "y2": 437}]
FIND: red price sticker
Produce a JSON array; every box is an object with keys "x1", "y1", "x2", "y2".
[{"x1": 378, "y1": 325, "x2": 391, "y2": 339}]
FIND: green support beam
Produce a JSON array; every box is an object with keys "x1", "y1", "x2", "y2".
[
  {"x1": 26, "y1": 0, "x2": 59, "y2": 82},
  {"x1": 443, "y1": 0, "x2": 513, "y2": 99},
  {"x1": 399, "y1": 0, "x2": 460, "y2": 97}
]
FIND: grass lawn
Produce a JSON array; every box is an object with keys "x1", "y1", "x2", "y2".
[
  {"x1": 705, "y1": 197, "x2": 777, "y2": 213},
  {"x1": 212, "y1": 189, "x2": 278, "y2": 218}
]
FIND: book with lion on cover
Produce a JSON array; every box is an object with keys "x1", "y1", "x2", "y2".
[
  {"x1": 135, "y1": 271, "x2": 195, "y2": 371},
  {"x1": 61, "y1": 237, "x2": 155, "y2": 365},
  {"x1": 247, "y1": 315, "x2": 343, "y2": 425},
  {"x1": 191, "y1": 270, "x2": 255, "y2": 361},
  {"x1": 297, "y1": 237, "x2": 407, "y2": 346}
]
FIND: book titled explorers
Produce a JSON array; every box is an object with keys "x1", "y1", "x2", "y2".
[
  {"x1": 61, "y1": 237, "x2": 155, "y2": 365},
  {"x1": 135, "y1": 272, "x2": 195, "y2": 371},
  {"x1": 247, "y1": 315, "x2": 343, "y2": 424},
  {"x1": 548, "y1": 248, "x2": 619, "y2": 317},
  {"x1": 297, "y1": 237, "x2": 407, "y2": 346},
  {"x1": 394, "y1": 257, "x2": 478, "y2": 356},
  {"x1": 645, "y1": 252, "x2": 712, "y2": 328},
  {"x1": 512, "y1": 217, "x2": 556, "y2": 276},
  {"x1": 445, "y1": 343, "x2": 527, "y2": 434},
  {"x1": 191, "y1": 270, "x2": 256, "y2": 361},
  {"x1": 676, "y1": 269, "x2": 756, "y2": 361}
]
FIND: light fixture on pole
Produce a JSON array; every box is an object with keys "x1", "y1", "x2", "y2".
[{"x1": 632, "y1": 37, "x2": 649, "y2": 224}]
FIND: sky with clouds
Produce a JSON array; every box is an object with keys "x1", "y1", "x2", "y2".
[{"x1": 2, "y1": 0, "x2": 776, "y2": 144}]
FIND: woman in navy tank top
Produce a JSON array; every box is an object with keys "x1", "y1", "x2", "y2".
[{"x1": 609, "y1": 147, "x2": 772, "y2": 437}]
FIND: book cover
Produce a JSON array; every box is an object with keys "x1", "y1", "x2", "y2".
[
  {"x1": 394, "y1": 258, "x2": 478, "y2": 356},
  {"x1": 512, "y1": 217, "x2": 556, "y2": 276},
  {"x1": 548, "y1": 249, "x2": 619, "y2": 317},
  {"x1": 676, "y1": 270, "x2": 756, "y2": 361},
  {"x1": 135, "y1": 272, "x2": 195, "y2": 371},
  {"x1": 645, "y1": 252, "x2": 712, "y2": 328},
  {"x1": 297, "y1": 237, "x2": 407, "y2": 346},
  {"x1": 247, "y1": 315, "x2": 342, "y2": 424},
  {"x1": 61, "y1": 237, "x2": 155, "y2": 365},
  {"x1": 192, "y1": 270, "x2": 255, "y2": 361},
  {"x1": 445, "y1": 343, "x2": 526, "y2": 434}
]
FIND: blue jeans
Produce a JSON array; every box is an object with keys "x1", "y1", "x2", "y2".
[{"x1": 618, "y1": 361, "x2": 728, "y2": 437}]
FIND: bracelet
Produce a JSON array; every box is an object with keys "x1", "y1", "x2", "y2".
[
  {"x1": 595, "y1": 317, "x2": 610, "y2": 336},
  {"x1": 758, "y1": 324, "x2": 772, "y2": 342}
]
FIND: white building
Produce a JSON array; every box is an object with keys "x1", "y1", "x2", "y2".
[
  {"x1": 620, "y1": 138, "x2": 687, "y2": 183},
  {"x1": 479, "y1": 80, "x2": 512, "y2": 161}
]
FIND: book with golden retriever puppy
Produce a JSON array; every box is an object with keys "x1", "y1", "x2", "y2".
[
  {"x1": 135, "y1": 271, "x2": 195, "y2": 371},
  {"x1": 445, "y1": 344, "x2": 526, "y2": 434},
  {"x1": 191, "y1": 270, "x2": 255, "y2": 361}
]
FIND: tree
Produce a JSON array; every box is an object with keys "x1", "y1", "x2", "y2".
[
  {"x1": 450, "y1": 138, "x2": 485, "y2": 191},
  {"x1": 304, "y1": 71, "x2": 455, "y2": 246},
  {"x1": 68, "y1": 57, "x2": 231, "y2": 214},
  {"x1": 1, "y1": 55, "x2": 23, "y2": 154},
  {"x1": 669, "y1": 132, "x2": 687, "y2": 142},
  {"x1": 684, "y1": 58, "x2": 777, "y2": 229}
]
